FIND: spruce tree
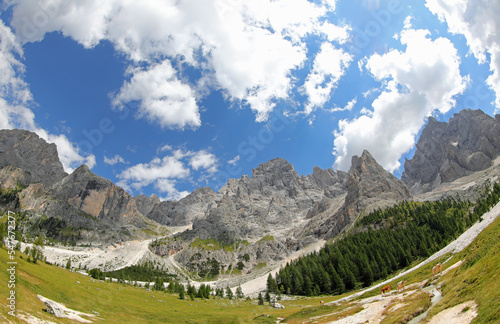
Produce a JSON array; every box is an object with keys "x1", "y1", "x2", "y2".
[
  {"x1": 225, "y1": 286, "x2": 233, "y2": 300},
  {"x1": 236, "y1": 286, "x2": 244, "y2": 299},
  {"x1": 267, "y1": 273, "x2": 277, "y2": 293},
  {"x1": 258, "y1": 292, "x2": 264, "y2": 305}
]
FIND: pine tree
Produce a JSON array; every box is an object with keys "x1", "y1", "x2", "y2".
[
  {"x1": 236, "y1": 286, "x2": 244, "y2": 299},
  {"x1": 267, "y1": 273, "x2": 278, "y2": 293},
  {"x1": 225, "y1": 286, "x2": 233, "y2": 300},
  {"x1": 265, "y1": 291, "x2": 271, "y2": 303},
  {"x1": 258, "y1": 292, "x2": 264, "y2": 305}
]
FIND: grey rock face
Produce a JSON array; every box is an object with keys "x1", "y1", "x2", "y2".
[
  {"x1": 0, "y1": 165, "x2": 32, "y2": 190},
  {"x1": 0, "y1": 129, "x2": 67, "y2": 187},
  {"x1": 138, "y1": 187, "x2": 215, "y2": 226},
  {"x1": 134, "y1": 193, "x2": 160, "y2": 216},
  {"x1": 50, "y1": 165, "x2": 149, "y2": 228},
  {"x1": 321, "y1": 150, "x2": 412, "y2": 239},
  {"x1": 402, "y1": 109, "x2": 500, "y2": 193},
  {"x1": 190, "y1": 158, "x2": 349, "y2": 243}
]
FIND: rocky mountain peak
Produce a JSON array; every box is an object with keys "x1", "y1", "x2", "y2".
[
  {"x1": 319, "y1": 150, "x2": 411, "y2": 239},
  {"x1": 137, "y1": 186, "x2": 216, "y2": 226},
  {"x1": 402, "y1": 109, "x2": 500, "y2": 193},
  {"x1": 252, "y1": 157, "x2": 297, "y2": 177},
  {"x1": 347, "y1": 150, "x2": 411, "y2": 203},
  {"x1": 0, "y1": 129, "x2": 67, "y2": 187}
]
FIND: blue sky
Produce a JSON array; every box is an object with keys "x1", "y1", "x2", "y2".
[{"x1": 1, "y1": 0, "x2": 498, "y2": 200}]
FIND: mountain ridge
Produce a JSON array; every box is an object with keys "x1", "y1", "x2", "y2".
[{"x1": 1, "y1": 109, "x2": 500, "y2": 262}]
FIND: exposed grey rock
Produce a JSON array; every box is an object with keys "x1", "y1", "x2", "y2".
[
  {"x1": 321, "y1": 150, "x2": 412, "y2": 239},
  {"x1": 141, "y1": 187, "x2": 215, "y2": 226},
  {"x1": 190, "y1": 158, "x2": 349, "y2": 244},
  {"x1": 0, "y1": 165, "x2": 32, "y2": 190},
  {"x1": 0, "y1": 129, "x2": 164, "y2": 242},
  {"x1": 402, "y1": 109, "x2": 500, "y2": 193},
  {"x1": 37, "y1": 295, "x2": 94, "y2": 323},
  {"x1": 49, "y1": 165, "x2": 151, "y2": 228},
  {"x1": 0, "y1": 129, "x2": 67, "y2": 187},
  {"x1": 134, "y1": 193, "x2": 160, "y2": 216}
]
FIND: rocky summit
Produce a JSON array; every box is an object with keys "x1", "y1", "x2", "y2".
[
  {"x1": 136, "y1": 187, "x2": 215, "y2": 226},
  {"x1": 402, "y1": 109, "x2": 500, "y2": 193},
  {"x1": 189, "y1": 157, "x2": 349, "y2": 244},
  {"x1": 0, "y1": 129, "x2": 67, "y2": 188},
  {"x1": 317, "y1": 150, "x2": 412, "y2": 239}
]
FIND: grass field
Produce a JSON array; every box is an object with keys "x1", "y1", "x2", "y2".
[
  {"x1": 0, "y1": 246, "x2": 346, "y2": 323},
  {"x1": 426, "y1": 215, "x2": 500, "y2": 323},
  {"x1": 1, "y1": 215, "x2": 499, "y2": 323}
]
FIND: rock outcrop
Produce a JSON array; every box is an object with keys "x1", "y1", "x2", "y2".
[
  {"x1": 320, "y1": 150, "x2": 412, "y2": 239},
  {"x1": 0, "y1": 129, "x2": 165, "y2": 242},
  {"x1": 402, "y1": 109, "x2": 500, "y2": 193},
  {"x1": 0, "y1": 129, "x2": 67, "y2": 187},
  {"x1": 49, "y1": 165, "x2": 150, "y2": 228},
  {"x1": 138, "y1": 187, "x2": 215, "y2": 226},
  {"x1": 37, "y1": 295, "x2": 95, "y2": 323},
  {"x1": 134, "y1": 193, "x2": 161, "y2": 217},
  {"x1": 189, "y1": 158, "x2": 349, "y2": 243}
]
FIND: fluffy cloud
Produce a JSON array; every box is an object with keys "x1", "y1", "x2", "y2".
[
  {"x1": 117, "y1": 148, "x2": 218, "y2": 200},
  {"x1": 333, "y1": 28, "x2": 467, "y2": 172},
  {"x1": 0, "y1": 20, "x2": 34, "y2": 130},
  {"x1": 112, "y1": 61, "x2": 200, "y2": 129},
  {"x1": 189, "y1": 150, "x2": 218, "y2": 173},
  {"x1": 6, "y1": 0, "x2": 349, "y2": 124},
  {"x1": 0, "y1": 20, "x2": 93, "y2": 173},
  {"x1": 426, "y1": 0, "x2": 500, "y2": 108},
  {"x1": 104, "y1": 154, "x2": 126, "y2": 165},
  {"x1": 302, "y1": 42, "x2": 353, "y2": 115},
  {"x1": 227, "y1": 155, "x2": 240, "y2": 165}
]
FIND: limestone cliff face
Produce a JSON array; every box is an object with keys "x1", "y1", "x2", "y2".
[
  {"x1": 138, "y1": 187, "x2": 215, "y2": 226},
  {"x1": 320, "y1": 150, "x2": 412, "y2": 239},
  {"x1": 49, "y1": 165, "x2": 149, "y2": 228},
  {"x1": 0, "y1": 166, "x2": 32, "y2": 190},
  {"x1": 0, "y1": 129, "x2": 164, "y2": 242},
  {"x1": 190, "y1": 158, "x2": 349, "y2": 243},
  {"x1": 0, "y1": 129, "x2": 67, "y2": 187},
  {"x1": 402, "y1": 109, "x2": 500, "y2": 193},
  {"x1": 134, "y1": 193, "x2": 161, "y2": 217}
]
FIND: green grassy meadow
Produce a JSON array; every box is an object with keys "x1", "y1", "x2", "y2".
[
  {"x1": 0, "y1": 246, "x2": 346, "y2": 323},
  {"x1": 1, "y1": 215, "x2": 499, "y2": 323}
]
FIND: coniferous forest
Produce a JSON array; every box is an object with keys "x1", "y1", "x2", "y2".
[{"x1": 269, "y1": 182, "x2": 500, "y2": 296}]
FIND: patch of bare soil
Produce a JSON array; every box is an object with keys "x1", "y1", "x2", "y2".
[{"x1": 426, "y1": 300, "x2": 478, "y2": 324}]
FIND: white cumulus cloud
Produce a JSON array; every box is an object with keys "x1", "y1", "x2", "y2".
[
  {"x1": 189, "y1": 150, "x2": 218, "y2": 173},
  {"x1": 104, "y1": 154, "x2": 126, "y2": 165},
  {"x1": 112, "y1": 61, "x2": 200, "y2": 129},
  {"x1": 425, "y1": 0, "x2": 500, "y2": 108},
  {"x1": 333, "y1": 28, "x2": 467, "y2": 172},
  {"x1": 117, "y1": 147, "x2": 218, "y2": 200},
  {"x1": 6, "y1": 0, "x2": 350, "y2": 125},
  {"x1": 302, "y1": 42, "x2": 353, "y2": 115}
]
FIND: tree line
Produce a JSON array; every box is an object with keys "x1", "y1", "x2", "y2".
[{"x1": 269, "y1": 182, "x2": 500, "y2": 296}]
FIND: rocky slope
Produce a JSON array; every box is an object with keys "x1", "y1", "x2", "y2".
[
  {"x1": 135, "y1": 187, "x2": 215, "y2": 226},
  {"x1": 2, "y1": 108, "x2": 500, "y2": 276},
  {"x1": 165, "y1": 152, "x2": 414, "y2": 275},
  {"x1": 0, "y1": 129, "x2": 67, "y2": 187},
  {"x1": 310, "y1": 150, "x2": 412, "y2": 239},
  {"x1": 189, "y1": 158, "x2": 350, "y2": 243},
  {"x1": 402, "y1": 109, "x2": 500, "y2": 193},
  {"x1": 0, "y1": 129, "x2": 168, "y2": 242}
]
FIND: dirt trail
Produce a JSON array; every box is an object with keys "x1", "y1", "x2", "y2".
[{"x1": 322, "y1": 202, "x2": 500, "y2": 324}]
